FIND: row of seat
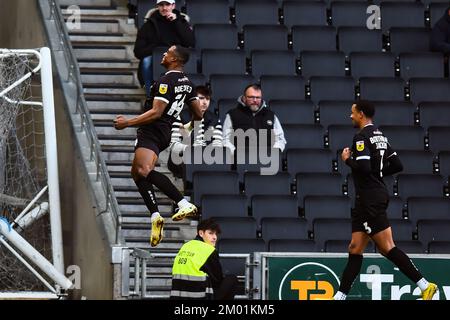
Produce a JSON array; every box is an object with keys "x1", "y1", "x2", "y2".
[
  {"x1": 202, "y1": 194, "x2": 450, "y2": 226},
  {"x1": 191, "y1": 171, "x2": 449, "y2": 205},
  {"x1": 213, "y1": 100, "x2": 449, "y2": 130},
  {"x1": 193, "y1": 24, "x2": 435, "y2": 55},
  {"x1": 214, "y1": 217, "x2": 450, "y2": 252},
  {"x1": 181, "y1": 0, "x2": 449, "y2": 31},
  {"x1": 154, "y1": 38, "x2": 449, "y2": 77}
]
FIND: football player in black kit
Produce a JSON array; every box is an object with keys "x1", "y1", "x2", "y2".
[
  {"x1": 114, "y1": 45, "x2": 202, "y2": 247},
  {"x1": 333, "y1": 100, "x2": 437, "y2": 300}
]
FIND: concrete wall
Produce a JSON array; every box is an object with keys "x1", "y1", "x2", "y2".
[{"x1": 0, "y1": 0, "x2": 113, "y2": 300}]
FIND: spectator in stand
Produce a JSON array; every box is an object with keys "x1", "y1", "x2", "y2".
[
  {"x1": 134, "y1": 0, "x2": 194, "y2": 97},
  {"x1": 430, "y1": 6, "x2": 450, "y2": 54},
  {"x1": 168, "y1": 86, "x2": 223, "y2": 178}
]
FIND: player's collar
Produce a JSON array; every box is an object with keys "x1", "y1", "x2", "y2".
[
  {"x1": 165, "y1": 70, "x2": 183, "y2": 75},
  {"x1": 363, "y1": 123, "x2": 374, "y2": 128}
]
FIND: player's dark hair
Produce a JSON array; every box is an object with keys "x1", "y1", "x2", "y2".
[
  {"x1": 195, "y1": 85, "x2": 211, "y2": 98},
  {"x1": 243, "y1": 83, "x2": 261, "y2": 96},
  {"x1": 173, "y1": 45, "x2": 190, "y2": 65},
  {"x1": 197, "y1": 218, "x2": 221, "y2": 234},
  {"x1": 354, "y1": 99, "x2": 375, "y2": 118}
]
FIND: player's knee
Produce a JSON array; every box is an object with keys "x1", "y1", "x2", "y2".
[
  {"x1": 348, "y1": 242, "x2": 364, "y2": 254},
  {"x1": 132, "y1": 165, "x2": 152, "y2": 181}
]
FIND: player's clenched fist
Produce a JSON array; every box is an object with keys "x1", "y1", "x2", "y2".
[{"x1": 114, "y1": 115, "x2": 129, "y2": 130}]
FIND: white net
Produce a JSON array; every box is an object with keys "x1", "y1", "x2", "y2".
[{"x1": 0, "y1": 51, "x2": 52, "y2": 291}]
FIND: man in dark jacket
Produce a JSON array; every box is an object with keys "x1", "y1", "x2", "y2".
[
  {"x1": 171, "y1": 218, "x2": 238, "y2": 300},
  {"x1": 134, "y1": 0, "x2": 194, "y2": 96},
  {"x1": 222, "y1": 84, "x2": 286, "y2": 156},
  {"x1": 430, "y1": 6, "x2": 450, "y2": 54}
]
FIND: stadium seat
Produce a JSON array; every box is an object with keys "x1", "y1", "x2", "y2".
[
  {"x1": 235, "y1": 0, "x2": 279, "y2": 30},
  {"x1": 217, "y1": 99, "x2": 238, "y2": 123},
  {"x1": 338, "y1": 27, "x2": 383, "y2": 55},
  {"x1": 252, "y1": 195, "x2": 299, "y2": 225},
  {"x1": 327, "y1": 124, "x2": 355, "y2": 154},
  {"x1": 350, "y1": 52, "x2": 396, "y2": 79},
  {"x1": 287, "y1": 149, "x2": 335, "y2": 177},
  {"x1": 318, "y1": 100, "x2": 353, "y2": 128},
  {"x1": 397, "y1": 174, "x2": 444, "y2": 200},
  {"x1": 194, "y1": 24, "x2": 238, "y2": 50},
  {"x1": 260, "y1": 75, "x2": 306, "y2": 101},
  {"x1": 309, "y1": 76, "x2": 356, "y2": 103},
  {"x1": 243, "y1": 172, "x2": 292, "y2": 199},
  {"x1": 300, "y1": 51, "x2": 346, "y2": 78},
  {"x1": 387, "y1": 196, "x2": 406, "y2": 220},
  {"x1": 417, "y1": 220, "x2": 450, "y2": 245},
  {"x1": 185, "y1": 0, "x2": 230, "y2": 25},
  {"x1": 184, "y1": 147, "x2": 234, "y2": 185},
  {"x1": 269, "y1": 239, "x2": 317, "y2": 252},
  {"x1": 379, "y1": 125, "x2": 425, "y2": 151},
  {"x1": 325, "y1": 240, "x2": 375, "y2": 253},
  {"x1": 359, "y1": 77, "x2": 405, "y2": 101},
  {"x1": 243, "y1": 25, "x2": 289, "y2": 54},
  {"x1": 373, "y1": 101, "x2": 416, "y2": 126},
  {"x1": 283, "y1": 1, "x2": 328, "y2": 29},
  {"x1": 399, "y1": 52, "x2": 445, "y2": 80},
  {"x1": 428, "y1": 241, "x2": 450, "y2": 254},
  {"x1": 296, "y1": 173, "x2": 344, "y2": 205},
  {"x1": 261, "y1": 217, "x2": 309, "y2": 242},
  {"x1": 269, "y1": 100, "x2": 315, "y2": 125},
  {"x1": 396, "y1": 150, "x2": 435, "y2": 175},
  {"x1": 186, "y1": 73, "x2": 207, "y2": 87},
  {"x1": 251, "y1": 50, "x2": 297, "y2": 77},
  {"x1": 235, "y1": 148, "x2": 283, "y2": 184},
  {"x1": 407, "y1": 197, "x2": 450, "y2": 228},
  {"x1": 218, "y1": 238, "x2": 266, "y2": 275},
  {"x1": 389, "y1": 219, "x2": 414, "y2": 241},
  {"x1": 419, "y1": 102, "x2": 450, "y2": 129},
  {"x1": 214, "y1": 217, "x2": 258, "y2": 238},
  {"x1": 331, "y1": 2, "x2": 371, "y2": 27},
  {"x1": 380, "y1": 2, "x2": 426, "y2": 33},
  {"x1": 292, "y1": 26, "x2": 337, "y2": 53},
  {"x1": 428, "y1": 127, "x2": 450, "y2": 153},
  {"x1": 193, "y1": 171, "x2": 240, "y2": 205},
  {"x1": 389, "y1": 28, "x2": 431, "y2": 55},
  {"x1": 201, "y1": 49, "x2": 247, "y2": 78},
  {"x1": 210, "y1": 74, "x2": 256, "y2": 102},
  {"x1": 313, "y1": 219, "x2": 351, "y2": 251},
  {"x1": 304, "y1": 195, "x2": 352, "y2": 230},
  {"x1": 391, "y1": 241, "x2": 425, "y2": 254},
  {"x1": 201, "y1": 194, "x2": 248, "y2": 219},
  {"x1": 409, "y1": 78, "x2": 450, "y2": 104},
  {"x1": 283, "y1": 124, "x2": 325, "y2": 149},
  {"x1": 439, "y1": 151, "x2": 450, "y2": 179},
  {"x1": 429, "y1": 2, "x2": 450, "y2": 26}
]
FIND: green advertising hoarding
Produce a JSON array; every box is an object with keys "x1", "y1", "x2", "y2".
[{"x1": 267, "y1": 254, "x2": 450, "y2": 300}]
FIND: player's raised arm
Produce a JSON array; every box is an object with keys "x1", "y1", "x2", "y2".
[{"x1": 114, "y1": 99, "x2": 167, "y2": 130}]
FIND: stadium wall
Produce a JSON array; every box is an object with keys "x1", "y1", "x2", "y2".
[{"x1": 0, "y1": 0, "x2": 113, "y2": 299}]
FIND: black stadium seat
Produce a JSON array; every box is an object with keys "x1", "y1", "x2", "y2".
[
  {"x1": 194, "y1": 24, "x2": 238, "y2": 50},
  {"x1": 243, "y1": 25, "x2": 289, "y2": 54},
  {"x1": 269, "y1": 100, "x2": 315, "y2": 125},
  {"x1": 304, "y1": 195, "x2": 352, "y2": 230},
  {"x1": 261, "y1": 217, "x2": 309, "y2": 242},
  {"x1": 300, "y1": 51, "x2": 346, "y2": 78},
  {"x1": 252, "y1": 195, "x2": 299, "y2": 226},
  {"x1": 318, "y1": 100, "x2": 354, "y2": 128},
  {"x1": 193, "y1": 171, "x2": 240, "y2": 205},
  {"x1": 427, "y1": 127, "x2": 450, "y2": 153},
  {"x1": 409, "y1": 78, "x2": 450, "y2": 104},
  {"x1": 397, "y1": 174, "x2": 444, "y2": 200},
  {"x1": 287, "y1": 149, "x2": 335, "y2": 177},
  {"x1": 407, "y1": 197, "x2": 450, "y2": 227},
  {"x1": 338, "y1": 27, "x2": 383, "y2": 55},
  {"x1": 379, "y1": 125, "x2": 425, "y2": 151},
  {"x1": 210, "y1": 74, "x2": 256, "y2": 101},
  {"x1": 373, "y1": 101, "x2": 416, "y2": 126},
  {"x1": 201, "y1": 49, "x2": 247, "y2": 78},
  {"x1": 283, "y1": 125, "x2": 325, "y2": 150},
  {"x1": 269, "y1": 239, "x2": 317, "y2": 252},
  {"x1": 350, "y1": 52, "x2": 396, "y2": 79},
  {"x1": 380, "y1": 2, "x2": 426, "y2": 32},
  {"x1": 251, "y1": 50, "x2": 297, "y2": 77},
  {"x1": 396, "y1": 150, "x2": 435, "y2": 175},
  {"x1": 185, "y1": 0, "x2": 230, "y2": 25},
  {"x1": 309, "y1": 76, "x2": 355, "y2": 103},
  {"x1": 359, "y1": 77, "x2": 405, "y2": 101},
  {"x1": 313, "y1": 219, "x2": 351, "y2": 251},
  {"x1": 419, "y1": 102, "x2": 450, "y2": 129},
  {"x1": 292, "y1": 26, "x2": 337, "y2": 53},
  {"x1": 235, "y1": 0, "x2": 279, "y2": 30},
  {"x1": 283, "y1": 1, "x2": 328, "y2": 29},
  {"x1": 296, "y1": 173, "x2": 344, "y2": 204},
  {"x1": 260, "y1": 75, "x2": 306, "y2": 100},
  {"x1": 201, "y1": 194, "x2": 248, "y2": 219},
  {"x1": 331, "y1": 2, "x2": 371, "y2": 27},
  {"x1": 399, "y1": 52, "x2": 445, "y2": 80},
  {"x1": 389, "y1": 28, "x2": 431, "y2": 55},
  {"x1": 244, "y1": 172, "x2": 292, "y2": 198}
]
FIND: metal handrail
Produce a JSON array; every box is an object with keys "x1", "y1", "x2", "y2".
[{"x1": 46, "y1": 0, "x2": 123, "y2": 245}]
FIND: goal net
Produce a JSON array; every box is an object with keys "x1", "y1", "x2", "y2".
[{"x1": 0, "y1": 48, "x2": 72, "y2": 297}]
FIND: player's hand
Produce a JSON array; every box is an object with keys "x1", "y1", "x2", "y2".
[
  {"x1": 114, "y1": 115, "x2": 129, "y2": 130},
  {"x1": 341, "y1": 147, "x2": 351, "y2": 161}
]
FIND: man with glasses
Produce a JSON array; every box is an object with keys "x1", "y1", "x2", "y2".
[{"x1": 222, "y1": 84, "x2": 286, "y2": 155}]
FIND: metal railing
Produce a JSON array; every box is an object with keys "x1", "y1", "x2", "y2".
[
  {"x1": 123, "y1": 248, "x2": 253, "y2": 300},
  {"x1": 42, "y1": 0, "x2": 123, "y2": 245}
]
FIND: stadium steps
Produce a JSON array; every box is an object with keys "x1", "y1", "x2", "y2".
[{"x1": 61, "y1": 0, "x2": 195, "y2": 299}]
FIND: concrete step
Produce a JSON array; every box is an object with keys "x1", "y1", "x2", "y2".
[
  {"x1": 130, "y1": 277, "x2": 172, "y2": 288},
  {"x1": 62, "y1": 7, "x2": 129, "y2": 19},
  {"x1": 125, "y1": 239, "x2": 184, "y2": 251},
  {"x1": 86, "y1": 100, "x2": 142, "y2": 112},
  {"x1": 94, "y1": 125, "x2": 136, "y2": 136},
  {"x1": 78, "y1": 59, "x2": 138, "y2": 70},
  {"x1": 81, "y1": 71, "x2": 134, "y2": 85},
  {"x1": 84, "y1": 86, "x2": 144, "y2": 97},
  {"x1": 70, "y1": 34, "x2": 136, "y2": 45},
  {"x1": 60, "y1": 0, "x2": 112, "y2": 7},
  {"x1": 122, "y1": 228, "x2": 184, "y2": 239},
  {"x1": 67, "y1": 19, "x2": 120, "y2": 34},
  {"x1": 74, "y1": 45, "x2": 127, "y2": 60},
  {"x1": 92, "y1": 112, "x2": 140, "y2": 120}
]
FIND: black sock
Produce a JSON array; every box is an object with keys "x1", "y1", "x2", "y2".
[
  {"x1": 386, "y1": 246, "x2": 422, "y2": 283},
  {"x1": 135, "y1": 177, "x2": 158, "y2": 214},
  {"x1": 338, "y1": 254, "x2": 363, "y2": 295},
  {"x1": 147, "y1": 170, "x2": 184, "y2": 203}
]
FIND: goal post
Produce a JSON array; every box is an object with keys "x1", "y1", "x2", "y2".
[{"x1": 0, "y1": 47, "x2": 72, "y2": 296}]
